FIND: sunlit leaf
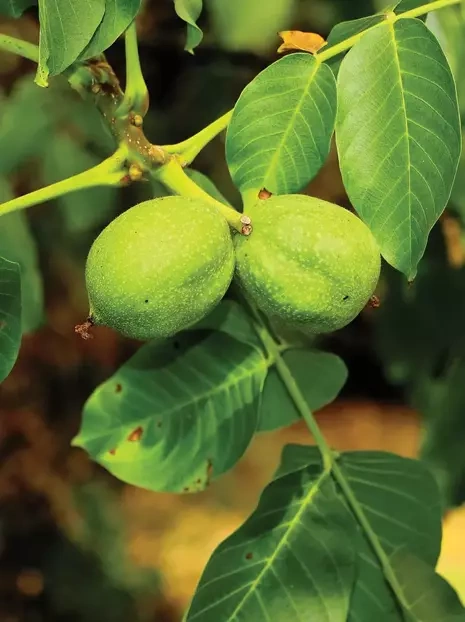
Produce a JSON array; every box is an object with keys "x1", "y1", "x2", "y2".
[
  {"x1": 0, "y1": 256, "x2": 21, "y2": 383},
  {"x1": 186, "y1": 445, "x2": 357, "y2": 622},
  {"x1": 79, "y1": 0, "x2": 142, "y2": 60},
  {"x1": 259, "y1": 349, "x2": 348, "y2": 431},
  {"x1": 36, "y1": 0, "x2": 106, "y2": 86},
  {"x1": 336, "y1": 18, "x2": 461, "y2": 279},
  {"x1": 73, "y1": 331, "x2": 268, "y2": 492},
  {"x1": 173, "y1": 0, "x2": 203, "y2": 54},
  {"x1": 226, "y1": 54, "x2": 337, "y2": 204},
  {"x1": 277, "y1": 30, "x2": 327, "y2": 54}
]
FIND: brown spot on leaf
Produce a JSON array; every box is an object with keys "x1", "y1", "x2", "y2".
[
  {"x1": 127, "y1": 426, "x2": 143, "y2": 442},
  {"x1": 258, "y1": 188, "x2": 272, "y2": 200},
  {"x1": 115, "y1": 383, "x2": 122, "y2": 393},
  {"x1": 245, "y1": 552, "x2": 253, "y2": 560},
  {"x1": 156, "y1": 420, "x2": 162, "y2": 428},
  {"x1": 0, "y1": 320, "x2": 6, "y2": 330},
  {"x1": 241, "y1": 224, "x2": 253, "y2": 236},
  {"x1": 183, "y1": 487, "x2": 190, "y2": 492},
  {"x1": 109, "y1": 448, "x2": 117, "y2": 455}
]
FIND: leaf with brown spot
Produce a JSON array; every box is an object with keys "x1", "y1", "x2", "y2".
[
  {"x1": 277, "y1": 30, "x2": 327, "y2": 55},
  {"x1": 127, "y1": 426, "x2": 143, "y2": 442}
]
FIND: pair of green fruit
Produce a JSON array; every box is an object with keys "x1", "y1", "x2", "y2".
[{"x1": 85, "y1": 194, "x2": 381, "y2": 341}]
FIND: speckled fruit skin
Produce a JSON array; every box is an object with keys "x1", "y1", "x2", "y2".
[
  {"x1": 85, "y1": 196, "x2": 235, "y2": 340},
  {"x1": 235, "y1": 194, "x2": 381, "y2": 334}
]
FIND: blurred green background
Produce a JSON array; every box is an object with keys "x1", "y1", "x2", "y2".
[{"x1": 1, "y1": 0, "x2": 465, "y2": 620}]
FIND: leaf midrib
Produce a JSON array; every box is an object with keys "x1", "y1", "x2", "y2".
[
  {"x1": 262, "y1": 57, "x2": 322, "y2": 191},
  {"x1": 224, "y1": 469, "x2": 330, "y2": 622},
  {"x1": 80, "y1": 348, "x2": 270, "y2": 446},
  {"x1": 389, "y1": 21, "x2": 413, "y2": 276}
]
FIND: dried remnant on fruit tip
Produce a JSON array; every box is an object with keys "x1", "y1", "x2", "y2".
[
  {"x1": 84, "y1": 196, "x2": 235, "y2": 340},
  {"x1": 75, "y1": 317, "x2": 94, "y2": 340},
  {"x1": 234, "y1": 194, "x2": 381, "y2": 335}
]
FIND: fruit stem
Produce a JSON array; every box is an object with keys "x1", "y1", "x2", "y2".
[
  {"x1": 116, "y1": 21, "x2": 150, "y2": 119},
  {"x1": 162, "y1": 110, "x2": 233, "y2": 166},
  {"x1": 240, "y1": 295, "x2": 335, "y2": 472},
  {"x1": 153, "y1": 158, "x2": 247, "y2": 234},
  {"x1": 0, "y1": 146, "x2": 128, "y2": 218}
]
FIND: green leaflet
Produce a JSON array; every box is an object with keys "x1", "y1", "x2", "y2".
[
  {"x1": 173, "y1": 0, "x2": 203, "y2": 53},
  {"x1": 36, "y1": 0, "x2": 106, "y2": 86},
  {"x1": 226, "y1": 54, "x2": 337, "y2": 204},
  {"x1": 336, "y1": 18, "x2": 461, "y2": 280},
  {"x1": 340, "y1": 451, "x2": 444, "y2": 621},
  {"x1": 259, "y1": 349, "x2": 348, "y2": 432},
  {"x1": 325, "y1": 14, "x2": 388, "y2": 51},
  {"x1": 79, "y1": 0, "x2": 142, "y2": 60},
  {"x1": 186, "y1": 446, "x2": 357, "y2": 622},
  {"x1": 73, "y1": 331, "x2": 268, "y2": 493},
  {"x1": 0, "y1": 256, "x2": 21, "y2": 383}
]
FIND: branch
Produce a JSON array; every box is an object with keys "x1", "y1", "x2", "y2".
[
  {"x1": 0, "y1": 147, "x2": 128, "y2": 217},
  {"x1": 116, "y1": 21, "x2": 150, "y2": 119},
  {"x1": 0, "y1": 34, "x2": 39, "y2": 62},
  {"x1": 162, "y1": 110, "x2": 234, "y2": 166}
]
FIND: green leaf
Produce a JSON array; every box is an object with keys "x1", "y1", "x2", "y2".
[
  {"x1": 390, "y1": 549, "x2": 465, "y2": 620},
  {"x1": 394, "y1": 0, "x2": 437, "y2": 14},
  {"x1": 41, "y1": 134, "x2": 118, "y2": 233},
  {"x1": 173, "y1": 0, "x2": 203, "y2": 54},
  {"x1": 73, "y1": 331, "x2": 268, "y2": 492},
  {"x1": 206, "y1": 0, "x2": 296, "y2": 54},
  {"x1": 79, "y1": 0, "x2": 142, "y2": 60},
  {"x1": 336, "y1": 18, "x2": 461, "y2": 279},
  {"x1": 259, "y1": 349, "x2": 348, "y2": 432},
  {"x1": 339, "y1": 451, "x2": 443, "y2": 621},
  {"x1": 36, "y1": 0, "x2": 106, "y2": 86},
  {"x1": 186, "y1": 445, "x2": 357, "y2": 622},
  {"x1": 325, "y1": 14, "x2": 387, "y2": 50},
  {"x1": 226, "y1": 54, "x2": 337, "y2": 203},
  {"x1": 193, "y1": 299, "x2": 262, "y2": 350},
  {"x1": 0, "y1": 179, "x2": 43, "y2": 334},
  {"x1": 0, "y1": 256, "x2": 21, "y2": 383},
  {"x1": 0, "y1": 0, "x2": 36, "y2": 17}
]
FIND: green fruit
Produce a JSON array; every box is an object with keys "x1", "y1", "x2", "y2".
[
  {"x1": 235, "y1": 194, "x2": 381, "y2": 334},
  {"x1": 85, "y1": 196, "x2": 235, "y2": 340}
]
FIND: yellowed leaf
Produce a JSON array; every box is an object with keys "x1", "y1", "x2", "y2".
[{"x1": 277, "y1": 30, "x2": 327, "y2": 55}]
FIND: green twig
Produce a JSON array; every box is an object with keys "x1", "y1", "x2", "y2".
[
  {"x1": 117, "y1": 21, "x2": 149, "y2": 119},
  {"x1": 153, "y1": 157, "x2": 246, "y2": 233},
  {"x1": 162, "y1": 110, "x2": 234, "y2": 166},
  {"x1": 0, "y1": 34, "x2": 39, "y2": 62},
  {"x1": 317, "y1": 0, "x2": 461, "y2": 62},
  {"x1": 0, "y1": 147, "x2": 128, "y2": 218}
]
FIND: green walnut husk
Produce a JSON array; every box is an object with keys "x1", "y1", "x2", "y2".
[
  {"x1": 85, "y1": 196, "x2": 235, "y2": 340},
  {"x1": 235, "y1": 194, "x2": 381, "y2": 334}
]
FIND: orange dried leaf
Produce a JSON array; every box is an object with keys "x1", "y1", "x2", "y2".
[{"x1": 277, "y1": 30, "x2": 327, "y2": 55}]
